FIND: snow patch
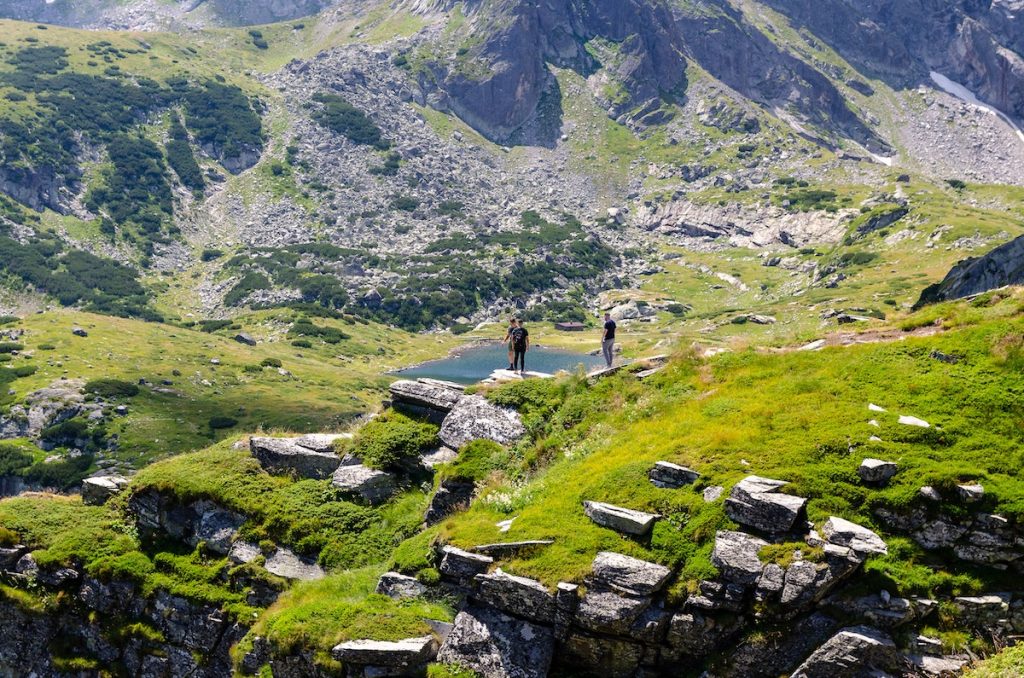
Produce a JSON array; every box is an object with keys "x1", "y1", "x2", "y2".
[{"x1": 930, "y1": 71, "x2": 1024, "y2": 144}]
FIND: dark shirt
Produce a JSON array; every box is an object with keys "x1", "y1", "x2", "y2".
[
  {"x1": 604, "y1": 320, "x2": 616, "y2": 340},
  {"x1": 511, "y1": 326, "x2": 529, "y2": 349}
]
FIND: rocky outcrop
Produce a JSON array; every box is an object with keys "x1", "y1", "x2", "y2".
[
  {"x1": 330, "y1": 463, "x2": 396, "y2": 505},
  {"x1": 390, "y1": 379, "x2": 464, "y2": 423},
  {"x1": 438, "y1": 605, "x2": 555, "y2": 678},
  {"x1": 791, "y1": 625, "x2": 902, "y2": 678},
  {"x1": 249, "y1": 436, "x2": 341, "y2": 479},
  {"x1": 425, "y1": 478, "x2": 476, "y2": 525},
  {"x1": 81, "y1": 475, "x2": 130, "y2": 505},
  {"x1": 917, "y1": 234, "x2": 1024, "y2": 306},
  {"x1": 331, "y1": 636, "x2": 438, "y2": 674},
  {"x1": 438, "y1": 395, "x2": 526, "y2": 450}
]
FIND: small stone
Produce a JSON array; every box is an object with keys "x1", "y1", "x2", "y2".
[
  {"x1": 919, "y1": 486, "x2": 942, "y2": 502},
  {"x1": 898, "y1": 415, "x2": 930, "y2": 428},
  {"x1": 234, "y1": 333, "x2": 257, "y2": 346},
  {"x1": 858, "y1": 459, "x2": 897, "y2": 484},
  {"x1": 472, "y1": 541, "x2": 554, "y2": 556},
  {"x1": 376, "y1": 572, "x2": 428, "y2": 599},
  {"x1": 868, "y1": 403, "x2": 887, "y2": 412},
  {"x1": 703, "y1": 485, "x2": 724, "y2": 502},
  {"x1": 81, "y1": 475, "x2": 129, "y2": 505},
  {"x1": 583, "y1": 500, "x2": 660, "y2": 536},
  {"x1": 648, "y1": 461, "x2": 700, "y2": 489},
  {"x1": 72, "y1": 327, "x2": 88, "y2": 337}
]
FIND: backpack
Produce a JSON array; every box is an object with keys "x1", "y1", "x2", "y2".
[{"x1": 511, "y1": 327, "x2": 527, "y2": 349}]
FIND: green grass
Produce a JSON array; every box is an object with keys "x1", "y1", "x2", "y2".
[
  {"x1": 237, "y1": 564, "x2": 453, "y2": 672},
  {"x1": 965, "y1": 644, "x2": 1024, "y2": 677},
  {"x1": 411, "y1": 292, "x2": 1024, "y2": 597}
]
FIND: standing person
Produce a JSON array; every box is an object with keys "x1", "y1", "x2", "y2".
[
  {"x1": 511, "y1": 319, "x2": 529, "y2": 374},
  {"x1": 502, "y1": 316, "x2": 517, "y2": 370},
  {"x1": 601, "y1": 312, "x2": 616, "y2": 368}
]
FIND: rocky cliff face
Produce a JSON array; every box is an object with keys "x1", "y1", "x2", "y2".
[{"x1": 917, "y1": 234, "x2": 1024, "y2": 305}]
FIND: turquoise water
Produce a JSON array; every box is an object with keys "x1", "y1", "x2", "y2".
[{"x1": 396, "y1": 342, "x2": 605, "y2": 385}]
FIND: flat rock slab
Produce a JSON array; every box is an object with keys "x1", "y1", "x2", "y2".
[
  {"x1": 822, "y1": 517, "x2": 887, "y2": 558},
  {"x1": 439, "y1": 545, "x2": 493, "y2": 580},
  {"x1": 250, "y1": 436, "x2": 340, "y2": 480},
  {"x1": 472, "y1": 541, "x2": 554, "y2": 556},
  {"x1": 81, "y1": 475, "x2": 129, "y2": 506},
  {"x1": 389, "y1": 379, "x2": 463, "y2": 412},
  {"x1": 725, "y1": 475, "x2": 807, "y2": 534},
  {"x1": 858, "y1": 458, "x2": 897, "y2": 484},
  {"x1": 228, "y1": 541, "x2": 262, "y2": 565},
  {"x1": 439, "y1": 395, "x2": 526, "y2": 450},
  {"x1": 331, "y1": 464, "x2": 395, "y2": 505},
  {"x1": 265, "y1": 548, "x2": 325, "y2": 581},
  {"x1": 649, "y1": 461, "x2": 700, "y2": 489},
  {"x1": 898, "y1": 415, "x2": 930, "y2": 428},
  {"x1": 438, "y1": 605, "x2": 554, "y2": 678},
  {"x1": 294, "y1": 433, "x2": 351, "y2": 453},
  {"x1": 591, "y1": 551, "x2": 671, "y2": 596},
  {"x1": 189, "y1": 503, "x2": 245, "y2": 556},
  {"x1": 712, "y1": 530, "x2": 768, "y2": 585},
  {"x1": 583, "y1": 501, "x2": 660, "y2": 536},
  {"x1": 475, "y1": 569, "x2": 556, "y2": 624},
  {"x1": 376, "y1": 572, "x2": 428, "y2": 599},
  {"x1": 332, "y1": 636, "x2": 437, "y2": 667}
]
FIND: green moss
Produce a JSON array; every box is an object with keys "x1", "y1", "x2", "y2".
[
  {"x1": 345, "y1": 411, "x2": 439, "y2": 471},
  {"x1": 964, "y1": 644, "x2": 1024, "y2": 676}
]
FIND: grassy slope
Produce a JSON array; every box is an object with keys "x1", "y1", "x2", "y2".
[
  {"x1": 6, "y1": 308, "x2": 456, "y2": 464},
  {"x1": 407, "y1": 290, "x2": 1024, "y2": 604}
]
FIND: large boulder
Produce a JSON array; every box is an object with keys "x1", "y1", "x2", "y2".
[
  {"x1": 424, "y1": 479, "x2": 476, "y2": 525},
  {"x1": 590, "y1": 551, "x2": 672, "y2": 596},
  {"x1": 711, "y1": 530, "x2": 768, "y2": 585},
  {"x1": 439, "y1": 545, "x2": 493, "y2": 581},
  {"x1": 791, "y1": 626, "x2": 901, "y2": 678},
  {"x1": 574, "y1": 588, "x2": 653, "y2": 635},
  {"x1": 250, "y1": 436, "x2": 340, "y2": 479},
  {"x1": 437, "y1": 605, "x2": 554, "y2": 678},
  {"x1": 583, "y1": 501, "x2": 660, "y2": 536},
  {"x1": 376, "y1": 572, "x2": 428, "y2": 600},
  {"x1": 439, "y1": 395, "x2": 525, "y2": 450},
  {"x1": 390, "y1": 379, "x2": 464, "y2": 423},
  {"x1": 725, "y1": 476, "x2": 807, "y2": 534},
  {"x1": 330, "y1": 464, "x2": 395, "y2": 505},
  {"x1": 81, "y1": 475, "x2": 130, "y2": 506},
  {"x1": 264, "y1": 548, "x2": 325, "y2": 581},
  {"x1": 189, "y1": 502, "x2": 245, "y2": 556}
]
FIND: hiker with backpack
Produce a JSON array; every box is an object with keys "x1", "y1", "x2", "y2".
[
  {"x1": 510, "y1": 319, "x2": 529, "y2": 374},
  {"x1": 502, "y1": 316, "x2": 517, "y2": 371}
]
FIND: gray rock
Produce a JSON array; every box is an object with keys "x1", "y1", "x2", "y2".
[
  {"x1": 439, "y1": 395, "x2": 525, "y2": 450},
  {"x1": 590, "y1": 551, "x2": 671, "y2": 596},
  {"x1": 420, "y1": 446, "x2": 458, "y2": 469},
  {"x1": 858, "y1": 459, "x2": 897, "y2": 484},
  {"x1": 687, "y1": 579, "x2": 746, "y2": 612},
  {"x1": 575, "y1": 588, "x2": 651, "y2": 635},
  {"x1": 437, "y1": 605, "x2": 554, "y2": 678},
  {"x1": 425, "y1": 479, "x2": 475, "y2": 525},
  {"x1": 390, "y1": 379, "x2": 464, "y2": 411},
  {"x1": 711, "y1": 530, "x2": 767, "y2": 585},
  {"x1": 234, "y1": 332, "x2": 257, "y2": 346},
  {"x1": 331, "y1": 464, "x2": 395, "y2": 505},
  {"x1": 562, "y1": 633, "x2": 645, "y2": 677},
  {"x1": 956, "y1": 483, "x2": 984, "y2": 502},
  {"x1": 918, "y1": 233, "x2": 1024, "y2": 305},
  {"x1": 72, "y1": 326, "x2": 88, "y2": 337},
  {"x1": 474, "y1": 569, "x2": 556, "y2": 624},
  {"x1": 665, "y1": 609, "x2": 742, "y2": 660},
  {"x1": 439, "y1": 545, "x2": 493, "y2": 581},
  {"x1": 756, "y1": 562, "x2": 786, "y2": 600},
  {"x1": 264, "y1": 548, "x2": 324, "y2": 581},
  {"x1": 190, "y1": 503, "x2": 245, "y2": 555},
  {"x1": 703, "y1": 485, "x2": 724, "y2": 502},
  {"x1": 250, "y1": 436, "x2": 340, "y2": 479},
  {"x1": 821, "y1": 517, "x2": 888, "y2": 558},
  {"x1": 0, "y1": 545, "x2": 26, "y2": 571},
  {"x1": 791, "y1": 626, "x2": 900, "y2": 678},
  {"x1": 376, "y1": 572, "x2": 428, "y2": 599},
  {"x1": 725, "y1": 475, "x2": 808, "y2": 533},
  {"x1": 331, "y1": 636, "x2": 437, "y2": 668},
  {"x1": 294, "y1": 433, "x2": 350, "y2": 453},
  {"x1": 81, "y1": 475, "x2": 129, "y2": 505},
  {"x1": 648, "y1": 461, "x2": 700, "y2": 488},
  {"x1": 228, "y1": 541, "x2": 262, "y2": 565},
  {"x1": 582, "y1": 500, "x2": 660, "y2": 536}
]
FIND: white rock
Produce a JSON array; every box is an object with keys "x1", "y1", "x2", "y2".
[{"x1": 898, "y1": 415, "x2": 930, "y2": 428}]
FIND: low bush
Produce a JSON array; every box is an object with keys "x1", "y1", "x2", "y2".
[
  {"x1": 348, "y1": 412, "x2": 439, "y2": 470},
  {"x1": 208, "y1": 416, "x2": 238, "y2": 430},
  {"x1": 84, "y1": 378, "x2": 140, "y2": 398},
  {"x1": 0, "y1": 342, "x2": 23, "y2": 353},
  {"x1": 260, "y1": 358, "x2": 283, "y2": 368}
]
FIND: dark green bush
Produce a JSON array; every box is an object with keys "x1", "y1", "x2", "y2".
[
  {"x1": 209, "y1": 416, "x2": 238, "y2": 429},
  {"x1": 84, "y1": 378, "x2": 140, "y2": 398},
  {"x1": 0, "y1": 443, "x2": 32, "y2": 476},
  {"x1": 260, "y1": 358, "x2": 282, "y2": 368},
  {"x1": 0, "y1": 342, "x2": 23, "y2": 353},
  {"x1": 312, "y1": 93, "x2": 390, "y2": 150},
  {"x1": 350, "y1": 412, "x2": 439, "y2": 470},
  {"x1": 200, "y1": 249, "x2": 223, "y2": 262},
  {"x1": 198, "y1": 319, "x2": 233, "y2": 333},
  {"x1": 290, "y1": 339, "x2": 312, "y2": 348}
]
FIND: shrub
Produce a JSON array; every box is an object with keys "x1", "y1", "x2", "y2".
[
  {"x1": 260, "y1": 358, "x2": 282, "y2": 368},
  {"x1": 209, "y1": 416, "x2": 238, "y2": 429},
  {"x1": 0, "y1": 443, "x2": 33, "y2": 476},
  {"x1": 946, "y1": 178, "x2": 967, "y2": 190},
  {"x1": 84, "y1": 378, "x2": 140, "y2": 398},
  {"x1": 290, "y1": 339, "x2": 312, "y2": 348},
  {"x1": 25, "y1": 454, "x2": 94, "y2": 491},
  {"x1": 198, "y1": 319, "x2": 233, "y2": 333},
  {"x1": 0, "y1": 342, "x2": 23, "y2": 353},
  {"x1": 0, "y1": 315, "x2": 18, "y2": 325},
  {"x1": 440, "y1": 440, "x2": 507, "y2": 483},
  {"x1": 312, "y1": 93, "x2": 390, "y2": 149},
  {"x1": 350, "y1": 413, "x2": 439, "y2": 470},
  {"x1": 38, "y1": 343, "x2": 56, "y2": 350},
  {"x1": 200, "y1": 249, "x2": 223, "y2": 262},
  {"x1": 390, "y1": 195, "x2": 419, "y2": 212}
]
